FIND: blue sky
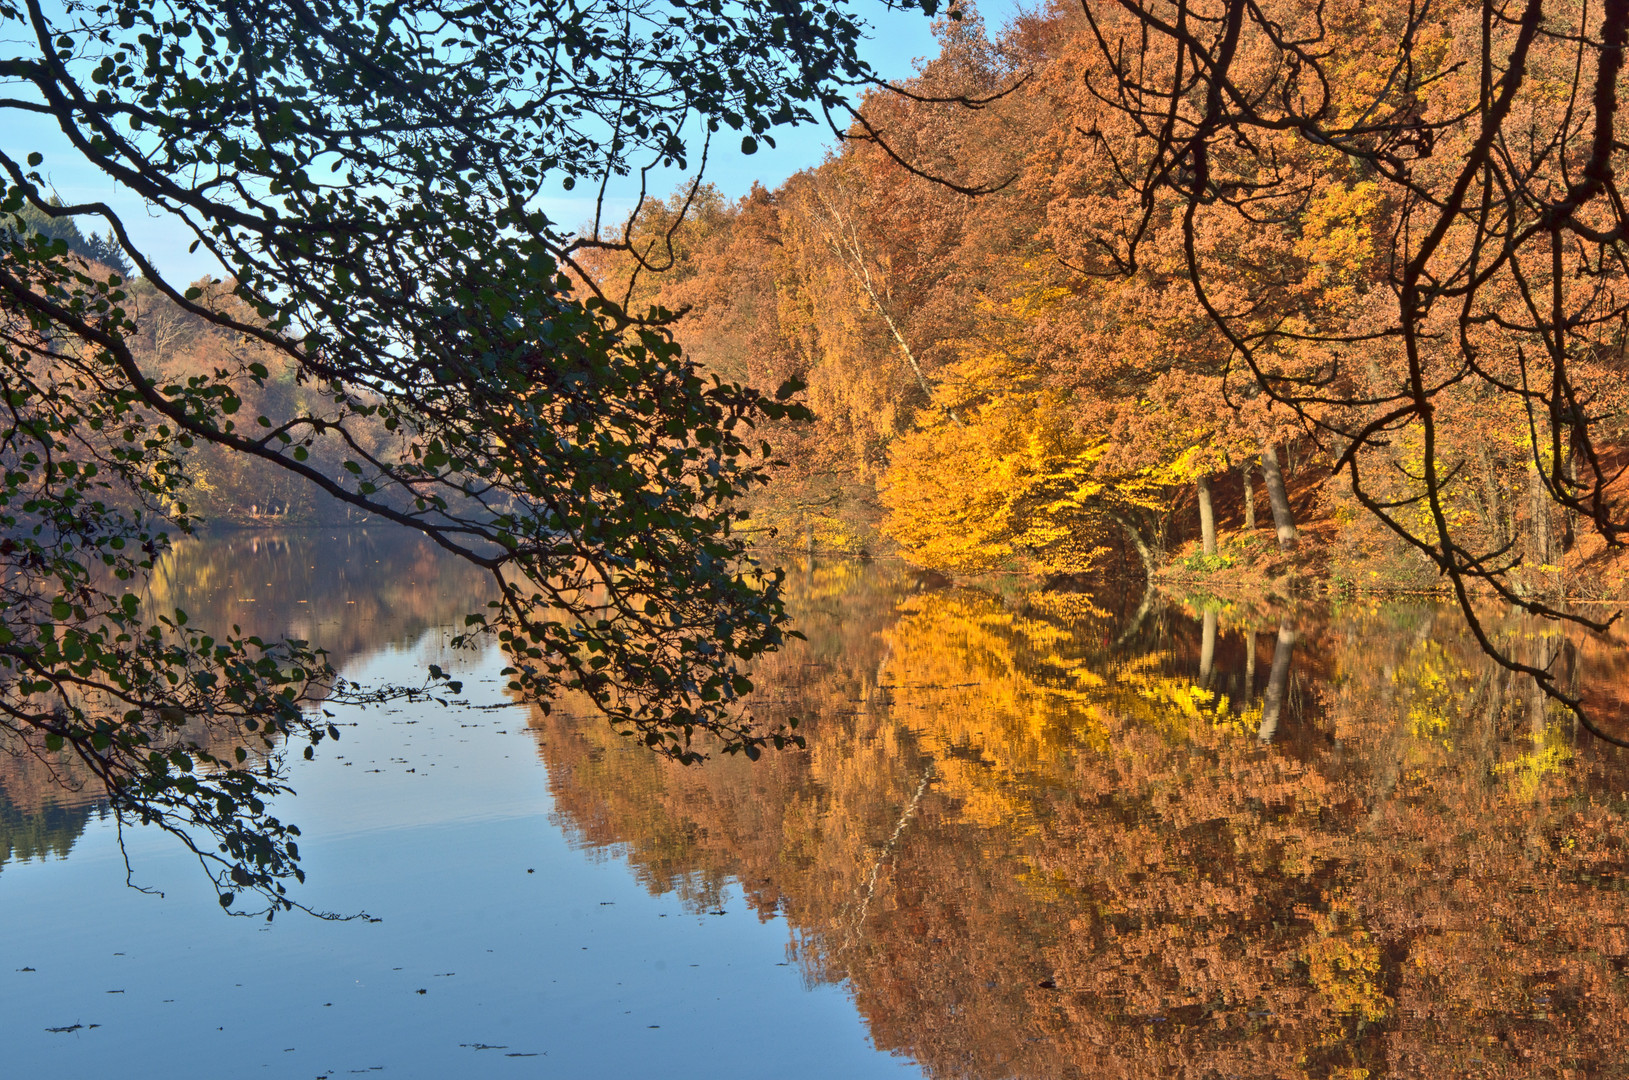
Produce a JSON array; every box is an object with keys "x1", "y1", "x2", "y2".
[
  {"x1": 544, "y1": 1, "x2": 1029, "y2": 232},
  {"x1": 6, "y1": 1, "x2": 1025, "y2": 283}
]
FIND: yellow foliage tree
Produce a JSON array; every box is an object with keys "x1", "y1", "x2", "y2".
[{"x1": 881, "y1": 340, "x2": 1167, "y2": 576}]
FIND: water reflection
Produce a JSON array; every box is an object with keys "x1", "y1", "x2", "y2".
[
  {"x1": 0, "y1": 790, "x2": 97, "y2": 872},
  {"x1": 0, "y1": 528, "x2": 494, "y2": 827},
  {"x1": 9, "y1": 538, "x2": 1629, "y2": 1077},
  {"x1": 139, "y1": 528, "x2": 493, "y2": 669},
  {"x1": 533, "y1": 561, "x2": 1629, "y2": 1079}
]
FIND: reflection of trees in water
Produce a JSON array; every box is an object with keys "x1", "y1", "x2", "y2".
[
  {"x1": 0, "y1": 528, "x2": 495, "y2": 832},
  {"x1": 0, "y1": 788, "x2": 97, "y2": 872},
  {"x1": 530, "y1": 563, "x2": 1629, "y2": 1079},
  {"x1": 142, "y1": 529, "x2": 494, "y2": 674}
]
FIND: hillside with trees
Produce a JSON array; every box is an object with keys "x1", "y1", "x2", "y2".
[
  {"x1": 583, "y1": 1, "x2": 1629, "y2": 615},
  {"x1": 10, "y1": 0, "x2": 1629, "y2": 914}
]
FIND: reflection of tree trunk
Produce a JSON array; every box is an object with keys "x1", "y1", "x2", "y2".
[
  {"x1": 1528, "y1": 624, "x2": 1556, "y2": 736},
  {"x1": 1115, "y1": 586, "x2": 1157, "y2": 648},
  {"x1": 840, "y1": 764, "x2": 934, "y2": 957},
  {"x1": 1257, "y1": 619, "x2": 1296, "y2": 743},
  {"x1": 1563, "y1": 638, "x2": 1581, "y2": 739},
  {"x1": 1197, "y1": 475, "x2": 1217, "y2": 556},
  {"x1": 1473, "y1": 669, "x2": 1504, "y2": 782},
  {"x1": 1522, "y1": 622, "x2": 1557, "y2": 846},
  {"x1": 1245, "y1": 629, "x2": 1257, "y2": 692},
  {"x1": 1259, "y1": 442, "x2": 1300, "y2": 551},
  {"x1": 1370, "y1": 613, "x2": 1438, "y2": 813},
  {"x1": 872, "y1": 640, "x2": 895, "y2": 711},
  {"x1": 1108, "y1": 510, "x2": 1157, "y2": 580},
  {"x1": 1241, "y1": 461, "x2": 1257, "y2": 530},
  {"x1": 1199, "y1": 609, "x2": 1217, "y2": 688}
]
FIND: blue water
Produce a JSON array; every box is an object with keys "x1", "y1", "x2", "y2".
[{"x1": 1, "y1": 555, "x2": 922, "y2": 1079}]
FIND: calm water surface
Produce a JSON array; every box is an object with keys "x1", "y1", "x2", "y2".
[{"x1": 6, "y1": 532, "x2": 1629, "y2": 1078}]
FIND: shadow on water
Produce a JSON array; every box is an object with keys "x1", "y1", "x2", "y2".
[{"x1": 532, "y1": 557, "x2": 1629, "y2": 1080}]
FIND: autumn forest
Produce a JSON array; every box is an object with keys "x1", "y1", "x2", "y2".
[
  {"x1": 577, "y1": 0, "x2": 1629, "y2": 624},
  {"x1": 12, "y1": 0, "x2": 1629, "y2": 1073}
]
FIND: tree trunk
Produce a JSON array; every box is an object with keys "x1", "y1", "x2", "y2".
[
  {"x1": 1241, "y1": 461, "x2": 1256, "y2": 530},
  {"x1": 1245, "y1": 629, "x2": 1257, "y2": 691},
  {"x1": 1473, "y1": 442, "x2": 1512, "y2": 552},
  {"x1": 1257, "y1": 619, "x2": 1296, "y2": 743},
  {"x1": 1527, "y1": 458, "x2": 1554, "y2": 594},
  {"x1": 1259, "y1": 442, "x2": 1300, "y2": 551},
  {"x1": 1561, "y1": 441, "x2": 1578, "y2": 553},
  {"x1": 1196, "y1": 475, "x2": 1217, "y2": 556},
  {"x1": 1109, "y1": 511, "x2": 1157, "y2": 580},
  {"x1": 805, "y1": 183, "x2": 961, "y2": 427}
]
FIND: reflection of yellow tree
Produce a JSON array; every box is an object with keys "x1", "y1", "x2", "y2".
[
  {"x1": 881, "y1": 590, "x2": 1278, "y2": 834},
  {"x1": 532, "y1": 564, "x2": 1629, "y2": 1080}
]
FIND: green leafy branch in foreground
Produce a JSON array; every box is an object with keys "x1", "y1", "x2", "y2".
[{"x1": 0, "y1": 0, "x2": 962, "y2": 907}]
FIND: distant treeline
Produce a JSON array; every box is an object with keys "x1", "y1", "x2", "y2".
[{"x1": 7, "y1": 201, "x2": 442, "y2": 528}]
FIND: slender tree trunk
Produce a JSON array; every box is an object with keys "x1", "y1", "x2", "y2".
[
  {"x1": 1527, "y1": 459, "x2": 1554, "y2": 595},
  {"x1": 1241, "y1": 461, "x2": 1257, "y2": 530},
  {"x1": 1196, "y1": 475, "x2": 1217, "y2": 556},
  {"x1": 1528, "y1": 460, "x2": 1552, "y2": 564},
  {"x1": 1561, "y1": 441, "x2": 1578, "y2": 553},
  {"x1": 1257, "y1": 619, "x2": 1296, "y2": 744},
  {"x1": 1259, "y1": 442, "x2": 1300, "y2": 551},
  {"x1": 805, "y1": 184, "x2": 961, "y2": 427},
  {"x1": 1245, "y1": 629, "x2": 1257, "y2": 691},
  {"x1": 1473, "y1": 442, "x2": 1511, "y2": 551},
  {"x1": 1109, "y1": 510, "x2": 1157, "y2": 580},
  {"x1": 1199, "y1": 608, "x2": 1217, "y2": 688}
]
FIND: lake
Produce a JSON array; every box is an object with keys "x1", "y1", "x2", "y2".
[{"x1": 5, "y1": 530, "x2": 1629, "y2": 1078}]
